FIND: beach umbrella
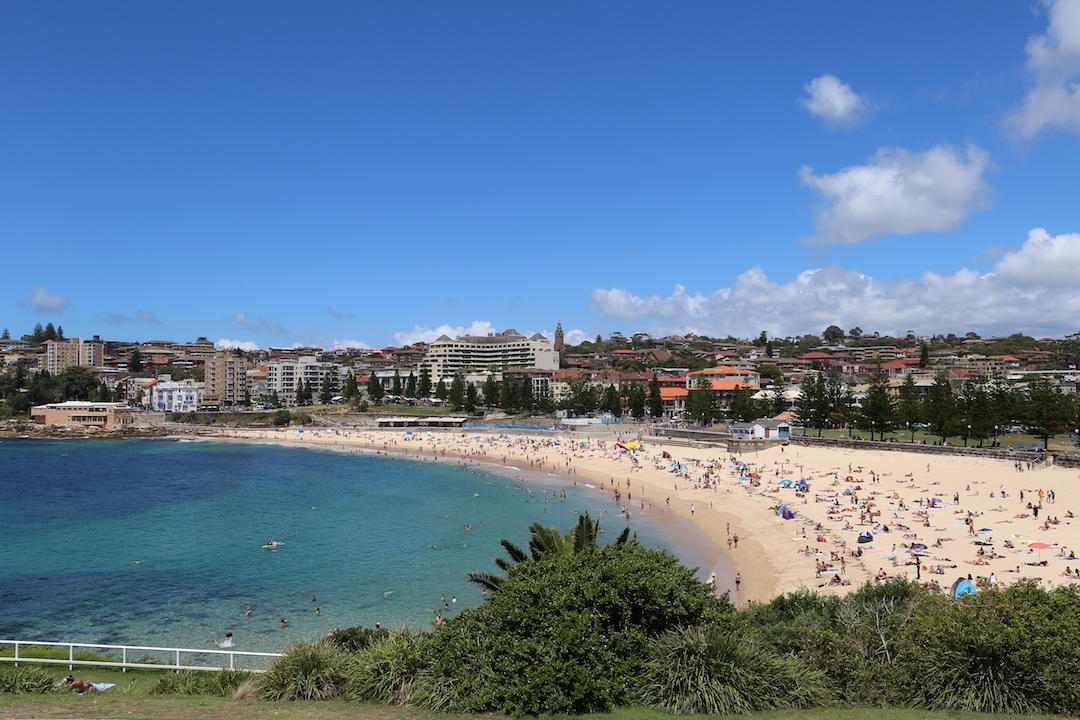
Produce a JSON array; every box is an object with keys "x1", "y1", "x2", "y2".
[{"x1": 1029, "y1": 542, "x2": 1050, "y2": 549}]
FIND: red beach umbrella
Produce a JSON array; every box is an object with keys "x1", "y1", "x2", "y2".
[{"x1": 1029, "y1": 542, "x2": 1051, "y2": 549}]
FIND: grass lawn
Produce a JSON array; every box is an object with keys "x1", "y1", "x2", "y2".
[
  {"x1": 807, "y1": 428, "x2": 1077, "y2": 453},
  {"x1": 0, "y1": 695, "x2": 1072, "y2": 720},
  {"x1": 367, "y1": 404, "x2": 458, "y2": 416}
]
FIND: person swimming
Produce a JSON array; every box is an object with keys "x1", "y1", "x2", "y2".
[{"x1": 213, "y1": 632, "x2": 235, "y2": 648}]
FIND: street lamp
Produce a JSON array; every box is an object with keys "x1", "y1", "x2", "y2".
[
  {"x1": 965, "y1": 424, "x2": 971, "y2": 447},
  {"x1": 994, "y1": 425, "x2": 999, "y2": 447}
]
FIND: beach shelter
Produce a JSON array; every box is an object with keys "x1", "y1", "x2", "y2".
[
  {"x1": 795, "y1": 480, "x2": 809, "y2": 491},
  {"x1": 950, "y1": 578, "x2": 978, "y2": 598},
  {"x1": 616, "y1": 440, "x2": 641, "y2": 451},
  {"x1": 779, "y1": 479, "x2": 793, "y2": 488},
  {"x1": 777, "y1": 505, "x2": 795, "y2": 520},
  {"x1": 857, "y1": 531, "x2": 874, "y2": 544}
]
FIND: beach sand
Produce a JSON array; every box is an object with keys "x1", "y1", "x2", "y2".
[{"x1": 203, "y1": 427, "x2": 1080, "y2": 604}]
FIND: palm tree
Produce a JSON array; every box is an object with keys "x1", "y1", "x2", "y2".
[{"x1": 467, "y1": 513, "x2": 633, "y2": 592}]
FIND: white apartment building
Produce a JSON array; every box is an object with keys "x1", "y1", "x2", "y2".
[
  {"x1": 266, "y1": 355, "x2": 342, "y2": 405},
  {"x1": 44, "y1": 336, "x2": 105, "y2": 374},
  {"x1": 422, "y1": 329, "x2": 558, "y2": 383},
  {"x1": 147, "y1": 378, "x2": 203, "y2": 412}
]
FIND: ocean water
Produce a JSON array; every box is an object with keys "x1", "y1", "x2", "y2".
[{"x1": 0, "y1": 438, "x2": 720, "y2": 654}]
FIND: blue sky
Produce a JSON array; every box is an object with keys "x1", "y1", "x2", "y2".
[{"x1": 3, "y1": 1, "x2": 1080, "y2": 348}]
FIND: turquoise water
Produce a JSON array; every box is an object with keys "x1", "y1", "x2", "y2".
[{"x1": 0, "y1": 438, "x2": 719, "y2": 654}]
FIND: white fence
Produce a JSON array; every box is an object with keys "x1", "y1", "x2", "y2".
[{"x1": 0, "y1": 639, "x2": 283, "y2": 673}]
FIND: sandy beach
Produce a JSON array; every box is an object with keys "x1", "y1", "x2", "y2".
[{"x1": 203, "y1": 427, "x2": 1080, "y2": 604}]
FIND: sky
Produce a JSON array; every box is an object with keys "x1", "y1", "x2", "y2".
[{"x1": 3, "y1": 0, "x2": 1080, "y2": 349}]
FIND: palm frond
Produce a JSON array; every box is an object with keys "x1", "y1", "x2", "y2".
[
  {"x1": 615, "y1": 526, "x2": 631, "y2": 545},
  {"x1": 466, "y1": 571, "x2": 504, "y2": 592},
  {"x1": 498, "y1": 539, "x2": 528, "y2": 564}
]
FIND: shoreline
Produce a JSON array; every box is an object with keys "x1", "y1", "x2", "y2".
[
  {"x1": 195, "y1": 426, "x2": 1080, "y2": 602},
  {"x1": 195, "y1": 427, "x2": 761, "y2": 600},
  {"x1": 179, "y1": 431, "x2": 739, "y2": 598}
]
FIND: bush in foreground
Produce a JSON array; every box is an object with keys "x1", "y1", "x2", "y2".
[
  {"x1": 899, "y1": 583, "x2": 1080, "y2": 714},
  {"x1": 0, "y1": 666, "x2": 55, "y2": 694},
  {"x1": 327, "y1": 625, "x2": 389, "y2": 653},
  {"x1": 423, "y1": 542, "x2": 731, "y2": 715},
  {"x1": 344, "y1": 628, "x2": 430, "y2": 705},
  {"x1": 151, "y1": 669, "x2": 252, "y2": 696},
  {"x1": 634, "y1": 626, "x2": 827, "y2": 714},
  {"x1": 256, "y1": 641, "x2": 350, "y2": 701}
]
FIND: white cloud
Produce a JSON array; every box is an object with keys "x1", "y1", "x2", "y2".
[
  {"x1": 995, "y1": 227, "x2": 1080, "y2": 285},
  {"x1": 23, "y1": 286, "x2": 70, "y2": 313},
  {"x1": 800, "y1": 144, "x2": 991, "y2": 245},
  {"x1": 330, "y1": 338, "x2": 370, "y2": 350},
  {"x1": 1007, "y1": 0, "x2": 1080, "y2": 137},
  {"x1": 231, "y1": 312, "x2": 285, "y2": 335},
  {"x1": 591, "y1": 227, "x2": 1080, "y2": 338},
  {"x1": 393, "y1": 320, "x2": 497, "y2": 346},
  {"x1": 215, "y1": 338, "x2": 260, "y2": 351},
  {"x1": 800, "y1": 74, "x2": 870, "y2": 128},
  {"x1": 106, "y1": 309, "x2": 161, "y2": 325}
]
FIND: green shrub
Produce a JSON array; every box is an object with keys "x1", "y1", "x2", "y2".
[
  {"x1": 256, "y1": 641, "x2": 349, "y2": 701},
  {"x1": 634, "y1": 626, "x2": 827, "y2": 714},
  {"x1": 898, "y1": 583, "x2": 1080, "y2": 714},
  {"x1": 344, "y1": 628, "x2": 429, "y2": 704},
  {"x1": 150, "y1": 669, "x2": 252, "y2": 696},
  {"x1": 746, "y1": 579, "x2": 924, "y2": 706},
  {"x1": 422, "y1": 543, "x2": 732, "y2": 715},
  {"x1": 328, "y1": 625, "x2": 390, "y2": 653},
  {"x1": 0, "y1": 666, "x2": 56, "y2": 694}
]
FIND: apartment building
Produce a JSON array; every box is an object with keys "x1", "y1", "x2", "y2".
[
  {"x1": 422, "y1": 329, "x2": 558, "y2": 383},
  {"x1": 204, "y1": 351, "x2": 249, "y2": 406},
  {"x1": 44, "y1": 336, "x2": 105, "y2": 374},
  {"x1": 265, "y1": 355, "x2": 341, "y2": 405}
]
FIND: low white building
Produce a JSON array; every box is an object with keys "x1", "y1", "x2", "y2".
[{"x1": 147, "y1": 377, "x2": 203, "y2": 412}]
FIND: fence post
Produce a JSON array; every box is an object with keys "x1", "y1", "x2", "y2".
[
  {"x1": 69, "y1": 644, "x2": 73, "y2": 671},
  {"x1": 229, "y1": 652, "x2": 234, "y2": 670},
  {"x1": 13, "y1": 641, "x2": 18, "y2": 668},
  {"x1": 175, "y1": 649, "x2": 181, "y2": 670},
  {"x1": 123, "y1": 647, "x2": 127, "y2": 672}
]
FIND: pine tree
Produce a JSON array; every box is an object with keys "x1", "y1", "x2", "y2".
[
  {"x1": 32, "y1": 323, "x2": 44, "y2": 344},
  {"x1": 56, "y1": 325, "x2": 64, "y2": 340},
  {"x1": 465, "y1": 383, "x2": 478, "y2": 413},
  {"x1": 729, "y1": 385, "x2": 757, "y2": 422},
  {"x1": 1023, "y1": 377, "x2": 1072, "y2": 449},
  {"x1": 647, "y1": 373, "x2": 663, "y2": 418},
  {"x1": 391, "y1": 370, "x2": 402, "y2": 396},
  {"x1": 129, "y1": 348, "x2": 143, "y2": 372},
  {"x1": 629, "y1": 385, "x2": 646, "y2": 419},
  {"x1": 499, "y1": 378, "x2": 516, "y2": 410},
  {"x1": 519, "y1": 376, "x2": 534, "y2": 412},
  {"x1": 770, "y1": 380, "x2": 788, "y2": 417},
  {"x1": 687, "y1": 375, "x2": 718, "y2": 425},
  {"x1": 319, "y1": 375, "x2": 334, "y2": 404},
  {"x1": 1, "y1": 328, "x2": 8, "y2": 340},
  {"x1": 434, "y1": 378, "x2": 448, "y2": 401},
  {"x1": 919, "y1": 342, "x2": 930, "y2": 368},
  {"x1": 924, "y1": 373, "x2": 958, "y2": 443},
  {"x1": 43, "y1": 322, "x2": 56, "y2": 341},
  {"x1": 344, "y1": 372, "x2": 359, "y2": 399},
  {"x1": 405, "y1": 372, "x2": 417, "y2": 398},
  {"x1": 449, "y1": 373, "x2": 466, "y2": 410},
  {"x1": 897, "y1": 374, "x2": 921, "y2": 442},
  {"x1": 367, "y1": 372, "x2": 384, "y2": 404},
  {"x1": 418, "y1": 367, "x2": 432, "y2": 398},
  {"x1": 959, "y1": 381, "x2": 993, "y2": 447},
  {"x1": 602, "y1": 384, "x2": 622, "y2": 417},
  {"x1": 859, "y1": 371, "x2": 894, "y2": 440},
  {"x1": 483, "y1": 374, "x2": 499, "y2": 407}
]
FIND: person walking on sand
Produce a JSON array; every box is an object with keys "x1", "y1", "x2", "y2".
[
  {"x1": 735, "y1": 573, "x2": 741, "y2": 591},
  {"x1": 690, "y1": 503, "x2": 695, "y2": 516}
]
